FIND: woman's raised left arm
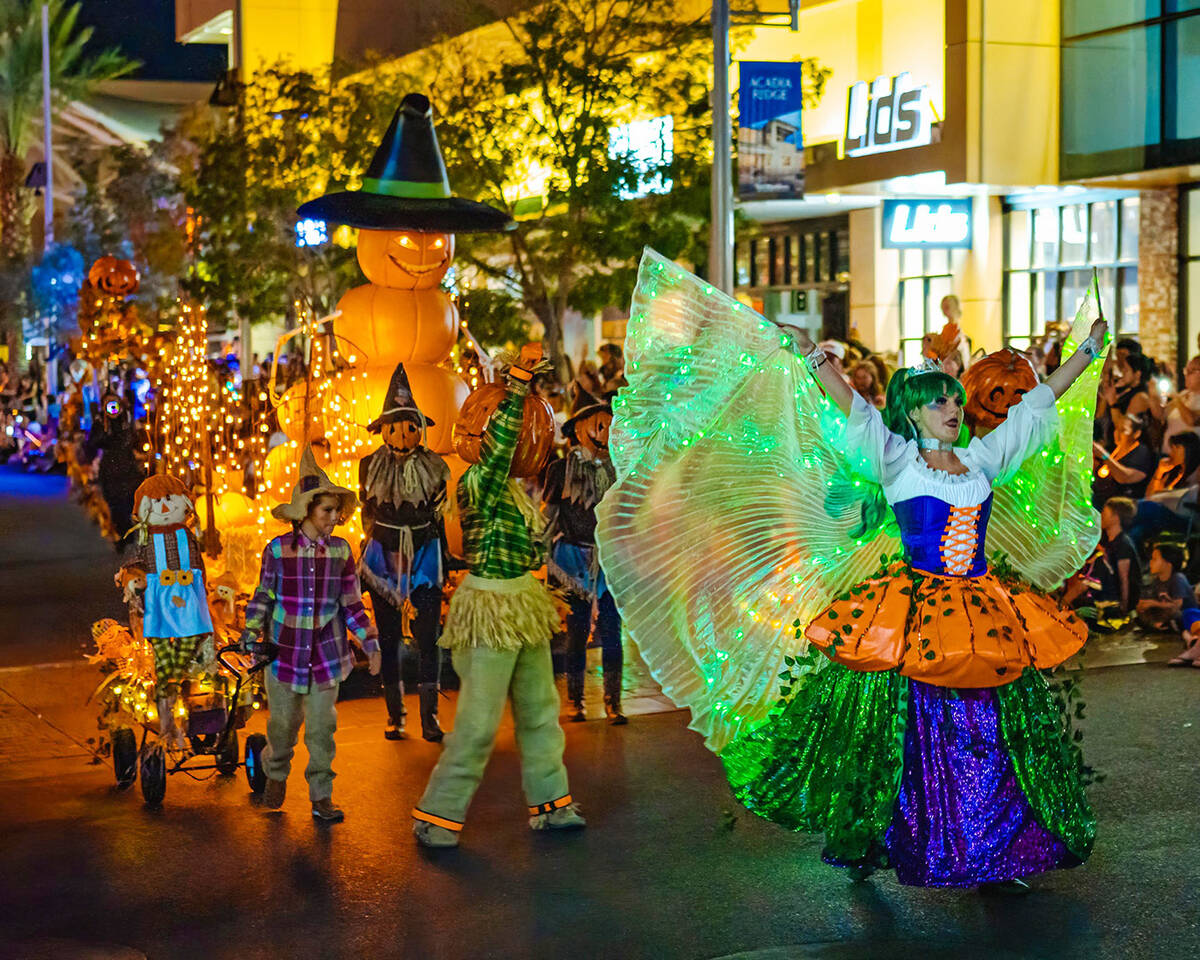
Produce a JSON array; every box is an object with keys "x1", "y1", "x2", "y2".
[{"x1": 1045, "y1": 317, "x2": 1110, "y2": 399}]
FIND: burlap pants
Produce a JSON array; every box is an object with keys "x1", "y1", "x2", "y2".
[{"x1": 261, "y1": 669, "x2": 340, "y2": 802}]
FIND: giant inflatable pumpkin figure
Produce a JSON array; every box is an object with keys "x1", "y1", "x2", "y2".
[
  {"x1": 296, "y1": 93, "x2": 512, "y2": 550},
  {"x1": 961, "y1": 348, "x2": 1040, "y2": 436},
  {"x1": 454, "y1": 384, "x2": 555, "y2": 479}
]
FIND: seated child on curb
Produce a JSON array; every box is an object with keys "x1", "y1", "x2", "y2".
[
  {"x1": 241, "y1": 447, "x2": 381, "y2": 823},
  {"x1": 1091, "y1": 497, "x2": 1142, "y2": 614},
  {"x1": 1170, "y1": 608, "x2": 1200, "y2": 668},
  {"x1": 1136, "y1": 542, "x2": 1198, "y2": 632}
]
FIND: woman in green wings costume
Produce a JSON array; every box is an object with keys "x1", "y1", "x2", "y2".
[{"x1": 595, "y1": 248, "x2": 1108, "y2": 892}]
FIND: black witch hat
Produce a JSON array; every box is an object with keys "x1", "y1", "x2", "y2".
[
  {"x1": 368, "y1": 362, "x2": 434, "y2": 432},
  {"x1": 297, "y1": 93, "x2": 513, "y2": 233},
  {"x1": 561, "y1": 386, "x2": 612, "y2": 441}
]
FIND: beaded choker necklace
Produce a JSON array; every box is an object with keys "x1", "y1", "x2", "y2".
[{"x1": 918, "y1": 437, "x2": 954, "y2": 452}]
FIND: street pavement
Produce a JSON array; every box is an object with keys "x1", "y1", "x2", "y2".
[{"x1": 0, "y1": 465, "x2": 1198, "y2": 959}]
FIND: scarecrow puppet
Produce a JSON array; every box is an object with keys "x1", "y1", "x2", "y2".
[
  {"x1": 543, "y1": 387, "x2": 625, "y2": 723},
  {"x1": 358, "y1": 361, "x2": 451, "y2": 742}
]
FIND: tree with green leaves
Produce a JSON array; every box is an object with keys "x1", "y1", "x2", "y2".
[
  {"x1": 0, "y1": 0, "x2": 135, "y2": 260},
  {"x1": 419, "y1": 0, "x2": 828, "y2": 375}
]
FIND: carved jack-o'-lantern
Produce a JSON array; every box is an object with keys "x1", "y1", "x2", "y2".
[
  {"x1": 453, "y1": 384, "x2": 555, "y2": 479},
  {"x1": 88, "y1": 256, "x2": 140, "y2": 297},
  {"x1": 380, "y1": 418, "x2": 423, "y2": 453},
  {"x1": 962, "y1": 348, "x2": 1040, "y2": 435},
  {"x1": 356, "y1": 229, "x2": 454, "y2": 290},
  {"x1": 572, "y1": 409, "x2": 612, "y2": 457},
  {"x1": 334, "y1": 284, "x2": 457, "y2": 363}
]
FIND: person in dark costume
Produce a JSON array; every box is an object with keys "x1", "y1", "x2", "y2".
[
  {"x1": 84, "y1": 390, "x2": 145, "y2": 545},
  {"x1": 543, "y1": 387, "x2": 625, "y2": 723},
  {"x1": 359, "y1": 362, "x2": 451, "y2": 742}
]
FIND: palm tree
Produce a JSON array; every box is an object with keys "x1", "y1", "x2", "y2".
[{"x1": 0, "y1": 0, "x2": 136, "y2": 261}]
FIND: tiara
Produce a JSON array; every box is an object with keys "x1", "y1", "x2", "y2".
[{"x1": 907, "y1": 356, "x2": 944, "y2": 377}]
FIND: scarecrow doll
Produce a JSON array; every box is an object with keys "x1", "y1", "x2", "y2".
[
  {"x1": 543, "y1": 387, "x2": 625, "y2": 723},
  {"x1": 359, "y1": 361, "x2": 451, "y2": 742},
  {"x1": 411, "y1": 344, "x2": 584, "y2": 848},
  {"x1": 121, "y1": 474, "x2": 213, "y2": 750},
  {"x1": 242, "y1": 446, "x2": 381, "y2": 822}
]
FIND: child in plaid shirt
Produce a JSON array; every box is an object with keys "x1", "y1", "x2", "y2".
[{"x1": 242, "y1": 447, "x2": 380, "y2": 822}]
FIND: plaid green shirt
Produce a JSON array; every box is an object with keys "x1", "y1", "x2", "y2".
[{"x1": 458, "y1": 376, "x2": 544, "y2": 579}]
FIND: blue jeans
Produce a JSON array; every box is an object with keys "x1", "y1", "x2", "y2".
[{"x1": 565, "y1": 591, "x2": 623, "y2": 677}]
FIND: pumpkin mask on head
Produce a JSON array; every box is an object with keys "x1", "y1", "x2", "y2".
[
  {"x1": 561, "y1": 386, "x2": 613, "y2": 458},
  {"x1": 961, "y1": 348, "x2": 1040, "y2": 435},
  {"x1": 454, "y1": 384, "x2": 555, "y2": 479},
  {"x1": 380, "y1": 417, "x2": 423, "y2": 453},
  {"x1": 88, "y1": 256, "x2": 140, "y2": 297}
]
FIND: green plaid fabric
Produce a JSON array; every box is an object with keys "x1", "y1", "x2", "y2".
[
  {"x1": 458, "y1": 377, "x2": 544, "y2": 579},
  {"x1": 148, "y1": 633, "x2": 205, "y2": 693}
]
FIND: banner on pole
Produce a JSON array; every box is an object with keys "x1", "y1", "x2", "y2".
[{"x1": 737, "y1": 61, "x2": 805, "y2": 200}]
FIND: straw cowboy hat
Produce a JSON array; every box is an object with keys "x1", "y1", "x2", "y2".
[{"x1": 271, "y1": 445, "x2": 359, "y2": 523}]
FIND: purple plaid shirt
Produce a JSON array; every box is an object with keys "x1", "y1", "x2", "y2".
[{"x1": 244, "y1": 531, "x2": 379, "y2": 692}]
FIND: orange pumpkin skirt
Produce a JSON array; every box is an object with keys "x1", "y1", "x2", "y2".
[{"x1": 804, "y1": 560, "x2": 1087, "y2": 688}]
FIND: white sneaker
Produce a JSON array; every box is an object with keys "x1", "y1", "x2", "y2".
[{"x1": 529, "y1": 802, "x2": 587, "y2": 831}]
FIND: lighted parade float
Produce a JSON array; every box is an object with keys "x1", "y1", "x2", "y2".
[{"x1": 84, "y1": 93, "x2": 517, "y2": 804}]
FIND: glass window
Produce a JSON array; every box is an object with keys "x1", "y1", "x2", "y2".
[
  {"x1": 1034, "y1": 208, "x2": 1059, "y2": 266},
  {"x1": 1007, "y1": 209, "x2": 1031, "y2": 269},
  {"x1": 1121, "y1": 196, "x2": 1141, "y2": 259},
  {"x1": 1187, "y1": 188, "x2": 1200, "y2": 256},
  {"x1": 1187, "y1": 260, "x2": 1200, "y2": 355},
  {"x1": 1120, "y1": 266, "x2": 1140, "y2": 333},
  {"x1": 1035, "y1": 272, "x2": 1056, "y2": 330},
  {"x1": 901, "y1": 279, "x2": 925, "y2": 342},
  {"x1": 768, "y1": 237, "x2": 780, "y2": 286},
  {"x1": 927, "y1": 276, "x2": 952, "y2": 331},
  {"x1": 1060, "y1": 205, "x2": 1089, "y2": 264},
  {"x1": 1062, "y1": 26, "x2": 1162, "y2": 157},
  {"x1": 924, "y1": 248, "x2": 951, "y2": 276},
  {"x1": 1170, "y1": 16, "x2": 1200, "y2": 140},
  {"x1": 899, "y1": 249, "x2": 923, "y2": 278},
  {"x1": 1064, "y1": 1, "x2": 1160, "y2": 37},
  {"x1": 1008, "y1": 272, "x2": 1032, "y2": 339},
  {"x1": 803, "y1": 234, "x2": 816, "y2": 282},
  {"x1": 1061, "y1": 269, "x2": 1092, "y2": 322},
  {"x1": 816, "y1": 233, "x2": 831, "y2": 281},
  {"x1": 735, "y1": 242, "x2": 751, "y2": 287},
  {"x1": 835, "y1": 227, "x2": 850, "y2": 275},
  {"x1": 1090, "y1": 200, "x2": 1118, "y2": 262}
]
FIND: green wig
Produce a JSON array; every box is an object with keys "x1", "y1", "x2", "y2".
[{"x1": 881, "y1": 368, "x2": 969, "y2": 447}]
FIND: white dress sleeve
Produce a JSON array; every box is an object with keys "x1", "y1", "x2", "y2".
[
  {"x1": 844, "y1": 390, "x2": 913, "y2": 485},
  {"x1": 960, "y1": 383, "x2": 1059, "y2": 484}
]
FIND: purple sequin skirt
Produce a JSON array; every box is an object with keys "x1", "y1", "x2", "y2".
[{"x1": 886, "y1": 681, "x2": 1074, "y2": 886}]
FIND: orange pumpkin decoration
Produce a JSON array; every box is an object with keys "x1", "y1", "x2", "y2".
[
  {"x1": 453, "y1": 385, "x2": 555, "y2": 479},
  {"x1": 324, "y1": 363, "x2": 468, "y2": 458},
  {"x1": 962, "y1": 348, "x2": 1040, "y2": 435},
  {"x1": 88, "y1": 256, "x2": 140, "y2": 297},
  {"x1": 356, "y1": 229, "x2": 454, "y2": 290},
  {"x1": 276, "y1": 380, "x2": 331, "y2": 444},
  {"x1": 334, "y1": 284, "x2": 458, "y2": 364}
]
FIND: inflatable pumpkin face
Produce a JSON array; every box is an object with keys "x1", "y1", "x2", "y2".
[
  {"x1": 453, "y1": 384, "x2": 555, "y2": 479},
  {"x1": 88, "y1": 256, "x2": 140, "y2": 297},
  {"x1": 357, "y1": 229, "x2": 454, "y2": 290},
  {"x1": 962, "y1": 348, "x2": 1040, "y2": 434}
]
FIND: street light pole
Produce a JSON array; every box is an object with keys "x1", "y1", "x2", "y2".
[
  {"x1": 710, "y1": 0, "x2": 733, "y2": 294},
  {"x1": 40, "y1": 2, "x2": 53, "y2": 249}
]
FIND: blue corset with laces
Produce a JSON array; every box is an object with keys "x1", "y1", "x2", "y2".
[{"x1": 891, "y1": 493, "x2": 993, "y2": 578}]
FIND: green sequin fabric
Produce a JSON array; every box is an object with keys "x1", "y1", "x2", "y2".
[
  {"x1": 997, "y1": 668, "x2": 1097, "y2": 861},
  {"x1": 720, "y1": 665, "x2": 907, "y2": 865}
]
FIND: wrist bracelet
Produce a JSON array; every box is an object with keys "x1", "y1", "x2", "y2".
[
  {"x1": 803, "y1": 346, "x2": 828, "y2": 372},
  {"x1": 1079, "y1": 335, "x2": 1100, "y2": 359}
]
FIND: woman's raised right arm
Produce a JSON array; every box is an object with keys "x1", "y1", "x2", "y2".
[{"x1": 776, "y1": 324, "x2": 855, "y2": 415}]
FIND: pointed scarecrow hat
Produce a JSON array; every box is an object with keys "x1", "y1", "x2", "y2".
[
  {"x1": 296, "y1": 93, "x2": 513, "y2": 233},
  {"x1": 271, "y1": 445, "x2": 359, "y2": 523},
  {"x1": 368, "y1": 361, "x2": 434, "y2": 431},
  {"x1": 561, "y1": 386, "x2": 613, "y2": 442}
]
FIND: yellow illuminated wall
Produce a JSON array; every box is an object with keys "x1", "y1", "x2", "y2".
[
  {"x1": 240, "y1": 0, "x2": 339, "y2": 74},
  {"x1": 732, "y1": 0, "x2": 946, "y2": 152}
]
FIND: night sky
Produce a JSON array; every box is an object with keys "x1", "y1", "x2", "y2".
[{"x1": 76, "y1": 0, "x2": 227, "y2": 82}]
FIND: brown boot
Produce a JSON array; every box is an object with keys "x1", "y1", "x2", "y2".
[
  {"x1": 566, "y1": 671, "x2": 586, "y2": 722},
  {"x1": 261, "y1": 777, "x2": 286, "y2": 809},
  {"x1": 311, "y1": 798, "x2": 345, "y2": 823}
]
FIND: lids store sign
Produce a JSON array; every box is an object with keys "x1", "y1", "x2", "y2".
[
  {"x1": 882, "y1": 198, "x2": 973, "y2": 249},
  {"x1": 844, "y1": 73, "x2": 932, "y2": 157}
]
